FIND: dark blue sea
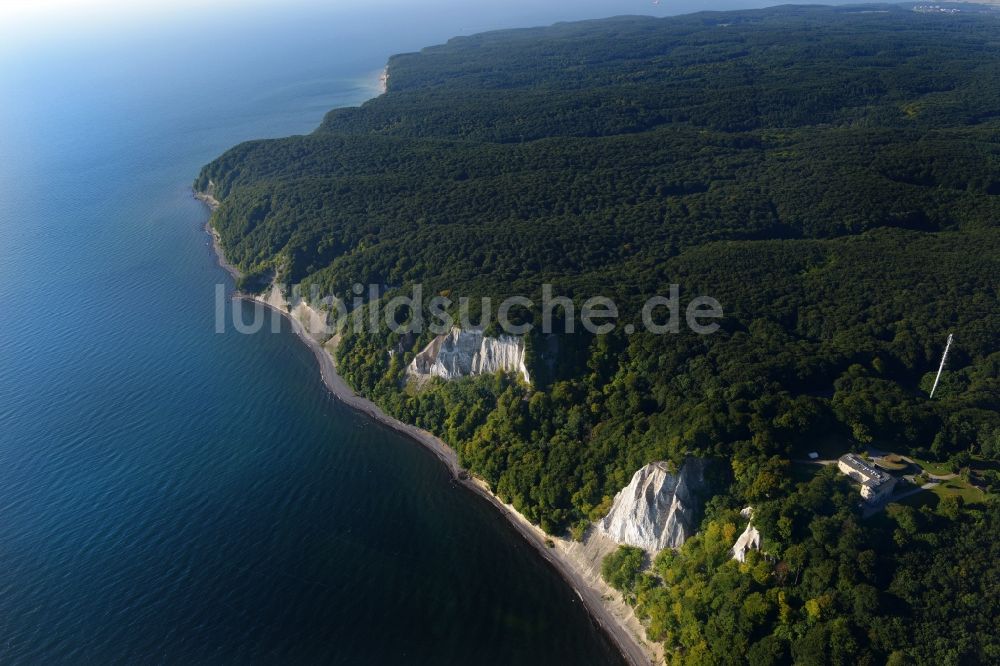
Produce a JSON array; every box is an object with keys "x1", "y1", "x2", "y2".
[{"x1": 0, "y1": 3, "x2": 651, "y2": 664}]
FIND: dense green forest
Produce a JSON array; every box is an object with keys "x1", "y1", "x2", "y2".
[
  {"x1": 199, "y1": 5, "x2": 1000, "y2": 663},
  {"x1": 603, "y1": 468, "x2": 999, "y2": 665}
]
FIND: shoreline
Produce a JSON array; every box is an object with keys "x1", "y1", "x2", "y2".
[
  {"x1": 194, "y1": 191, "x2": 242, "y2": 281},
  {"x1": 240, "y1": 293, "x2": 659, "y2": 666},
  {"x1": 193, "y1": 63, "x2": 658, "y2": 666}
]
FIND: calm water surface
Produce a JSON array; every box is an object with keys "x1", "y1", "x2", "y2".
[{"x1": 0, "y1": 4, "x2": 642, "y2": 663}]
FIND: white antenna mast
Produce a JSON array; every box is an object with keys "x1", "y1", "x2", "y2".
[{"x1": 929, "y1": 333, "x2": 953, "y2": 399}]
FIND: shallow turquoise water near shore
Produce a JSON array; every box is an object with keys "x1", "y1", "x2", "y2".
[{"x1": 0, "y1": 5, "x2": 639, "y2": 663}]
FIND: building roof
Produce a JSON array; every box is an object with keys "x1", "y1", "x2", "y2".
[{"x1": 838, "y1": 453, "x2": 891, "y2": 488}]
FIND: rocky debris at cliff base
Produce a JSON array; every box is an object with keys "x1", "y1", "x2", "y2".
[{"x1": 255, "y1": 284, "x2": 333, "y2": 343}]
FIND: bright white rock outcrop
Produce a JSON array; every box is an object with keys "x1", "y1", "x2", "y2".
[
  {"x1": 406, "y1": 328, "x2": 530, "y2": 383},
  {"x1": 731, "y1": 506, "x2": 762, "y2": 563},
  {"x1": 598, "y1": 459, "x2": 706, "y2": 553}
]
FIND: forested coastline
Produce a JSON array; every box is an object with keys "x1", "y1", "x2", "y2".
[{"x1": 199, "y1": 5, "x2": 999, "y2": 663}]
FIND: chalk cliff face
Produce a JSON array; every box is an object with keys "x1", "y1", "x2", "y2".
[
  {"x1": 406, "y1": 328, "x2": 530, "y2": 383},
  {"x1": 731, "y1": 507, "x2": 762, "y2": 563},
  {"x1": 599, "y1": 459, "x2": 706, "y2": 553}
]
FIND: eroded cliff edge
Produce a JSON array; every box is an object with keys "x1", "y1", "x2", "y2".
[
  {"x1": 407, "y1": 328, "x2": 530, "y2": 384},
  {"x1": 598, "y1": 459, "x2": 707, "y2": 553}
]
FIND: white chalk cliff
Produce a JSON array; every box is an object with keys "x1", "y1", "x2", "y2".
[
  {"x1": 255, "y1": 284, "x2": 333, "y2": 343},
  {"x1": 731, "y1": 506, "x2": 762, "y2": 563},
  {"x1": 406, "y1": 328, "x2": 530, "y2": 383},
  {"x1": 598, "y1": 459, "x2": 706, "y2": 553}
]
